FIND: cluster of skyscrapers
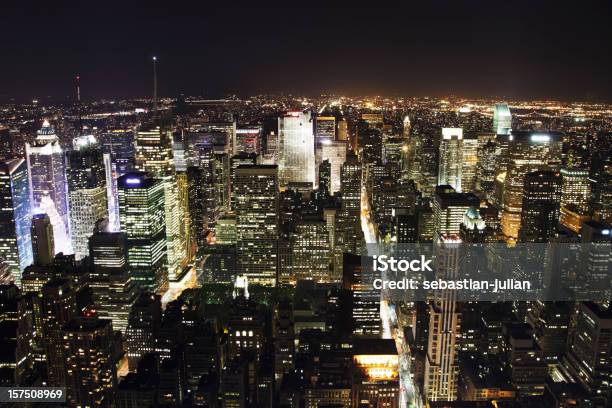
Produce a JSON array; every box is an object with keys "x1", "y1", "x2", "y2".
[{"x1": 0, "y1": 94, "x2": 609, "y2": 408}]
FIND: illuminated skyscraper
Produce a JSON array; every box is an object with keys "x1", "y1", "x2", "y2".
[
  {"x1": 437, "y1": 128, "x2": 478, "y2": 194},
  {"x1": 126, "y1": 292, "x2": 162, "y2": 371},
  {"x1": 438, "y1": 128, "x2": 464, "y2": 191},
  {"x1": 493, "y1": 103, "x2": 512, "y2": 135},
  {"x1": 230, "y1": 152, "x2": 257, "y2": 210},
  {"x1": 352, "y1": 339, "x2": 400, "y2": 407},
  {"x1": 315, "y1": 115, "x2": 336, "y2": 144},
  {"x1": 288, "y1": 217, "x2": 331, "y2": 283},
  {"x1": 88, "y1": 219, "x2": 137, "y2": 333},
  {"x1": 41, "y1": 277, "x2": 77, "y2": 386},
  {"x1": 501, "y1": 132, "x2": 562, "y2": 240},
  {"x1": 66, "y1": 135, "x2": 108, "y2": 260},
  {"x1": 564, "y1": 302, "x2": 612, "y2": 407},
  {"x1": 176, "y1": 171, "x2": 194, "y2": 262},
  {"x1": 234, "y1": 126, "x2": 261, "y2": 155},
  {"x1": 316, "y1": 140, "x2": 346, "y2": 194},
  {"x1": 476, "y1": 140, "x2": 498, "y2": 195},
  {"x1": 234, "y1": 165, "x2": 279, "y2": 286},
  {"x1": 337, "y1": 118, "x2": 348, "y2": 142},
  {"x1": 118, "y1": 172, "x2": 167, "y2": 293},
  {"x1": 519, "y1": 171, "x2": 561, "y2": 243},
  {"x1": 134, "y1": 123, "x2": 186, "y2": 283},
  {"x1": 134, "y1": 125, "x2": 173, "y2": 177},
  {"x1": 100, "y1": 129, "x2": 135, "y2": 177},
  {"x1": 186, "y1": 166, "x2": 207, "y2": 247},
  {"x1": 382, "y1": 135, "x2": 404, "y2": 179},
  {"x1": 560, "y1": 167, "x2": 590, "y2": 215},
  {"x1": 278, "y1": 111, "x2": 315, "y2": 188},
  {"x1": 338, "y1": 153, "x2": 364, "y2": 257},
  {"x1": 216, "y1": 214, "x2": 237, "y2": 245},
  {"x1": 461, "y1": 133, "x2": 479, "y2": 193},
  {"x1": 25, "y1": 120, "x2": 71, "y2": 254},
  {"x1": 163, "y1": 174, "x2": 187, "y2": 282},
  {"x1": 592, "y1": 173, "x2": 612, "y2": 224},
  {"x1": 424, "y1": 235, "x2": 461, "y2": 402},
  {"x1": 62, "y1": 317, "x2": 117, "y2": 406},
  {"x1": 0, "y1": 126, "x2": 14, "y2": 160},
  {"x1": 343, "y1": 253, "x2": 380, "y2": 336},
  {"x1": 318, "y1": 159, "x2": 331, "y2": 197},
  {"x1": 0, "y1": 159, "x2": 32, "y2": 283},
  {"x1": 432, "y1": 185, "x2": 480, "y2": 239}
]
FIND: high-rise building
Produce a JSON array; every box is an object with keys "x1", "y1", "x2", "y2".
[
  {"x1": 476, "y1": 140, "x2": 498, "y2": 195},
  {"x1": 66, "y1": 135, "x2": 108, "y2": 260},
  {"x1": 117, "y1": 172, "x2": 167, "y2": 293},
  {"x1": 424, "y1": 236, "x2": 462, "y2": 402},
  {"x1": 88, "y1": 219, "x2": 138, "y2": 333},
  {"x1": 315, "y1": 115, "x2": 336, "y2": 144},
  {"x1": 519, "y1": 171, "x2": 561, "y2": 243},
  {"x1": 318, "y1": 159, "x2": 331, "y2": 197},
  {"x1": 382, "y1": 135, "x2": 404, "y2": 179},
  {"x1": 591, "y1": 173, "x2": 612, "y2": 224},
  {"x1": 461, "y1": 133, "x2": 479, "y2": 193},
  {"x1": 352, "y1": 339, "x2": 400, "y2": 407},
  {"x1": 214, "y1": 151, "x2": 230, "y2": 213},
  {"x1": 100, "y1": 129, "x2": 135, "y2": 177},
  {"x1": 62, "y1": 317, "x2": 117, "y2": 406},
  {"x1": 230, "y1": 153, "x2": 257, "y2": 210},
  {"x1": 288, "y1": 217, "x2": 331, "y2": 283},
  {"x1": 197, "y1": 146, "x2": 221, "y2": 219},
  {"x1": 338, "y1": 153, "x2": 363, "y2": 256},
  {"x1": 438, "y1": 128, "x2": 464, "y2": 191},
  {"x1": 437, "y1": 128, "x2": 478, "y2": 193},
  {"x1": 278, "y1": 111, "x2": 315, "y2": 188},
  {"x1": 185, "y1": 120, "x2": 235, "y2": 159},
  {"x1": 103, "y1": 152, "x2": 121, "y2": 232},
  {"x1": 560, "y1": 167, "x2": 590, "y2": 215},
  {"x1": 343, "y1": 253, "x2": 380, "y2": 337},
  {"x1": 234, "y1": 165, "x2": 279, "y2": 286},
  {"x1": 0, "y1": 126, "x2": 14, "y2": 160},
  {"x1": 126, "y1": 292, "x2": 162, "y2": 371},
  {"x1": 501, "y1": 131, "x2": 562, "y2": 240},
  {"x1": 493, "y1": 103, "x2": 512, "y2": 135},
  {"x1": 337, "y1": 118, "x2": 348, "y2": 142},
  {"x1": 41, "y1": 277, "x2": 77, "y2": 386},
  {"x1": 134, "y1": 125, "x2": 173, "y2": 177},
  {"x1": 564, "y1": 302, "x2": 612, "y2": 406},
  {"x1": 163, "y1": 174, "x2": 187, "y2": 282},
  {"x1": 234, "y1": 127, "x2": 261, "y2": 155},
  {"x1": 25, "y1": 120, "x2": 71, "y2": 254},
  {"x1": 172, "y1": 130, "x2": 188, "y2": 172},
  {"x1": 185, "y1": 166, "x2": 205, "y2": 248},
  {"x1": 176, "y1": 171, "x2": 195, "y2": 262},
  {"x1": 316, "y1": 140, "x2": 346, "y2": 194},
  {"x1": 31, "y1": 213, "x2": 54, "y2": 266},
  {"x1": 432, "y1": 185, "x2": 480, "y2": 239},
  {"x1": 0, "y1": 159, "x2": 32, "y2": 283},
  {"x1": 134, "y1": 122, "x2": 186, "y2": 278},
  {"x1": 216, "y1": 213, "x2": 237, "y2": 245}
]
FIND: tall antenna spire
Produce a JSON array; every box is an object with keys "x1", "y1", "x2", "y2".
[
  {"x1": 76, "y1": 74, "x2": 83, "y2": 135},
  {"x1": 152, "y1": 56, "x2": 158, "y2": 114}
]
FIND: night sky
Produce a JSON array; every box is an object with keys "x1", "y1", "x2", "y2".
[{"x1": 1, "y1": 2, "x2": 611, "y2": 103}]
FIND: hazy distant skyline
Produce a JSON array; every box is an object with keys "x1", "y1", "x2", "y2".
[{"x1": 1, "y1": 3, "x2": 611, "y2": 103}]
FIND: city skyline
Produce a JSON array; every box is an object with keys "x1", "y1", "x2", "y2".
[{"x1": 0, "y1": 5, "x2": 610, "y2": 408}]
